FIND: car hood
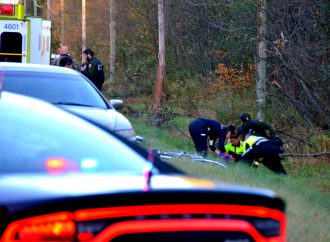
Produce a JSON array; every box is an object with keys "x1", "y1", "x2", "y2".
[
  {"x1": 0, "y1": 174, "x2": 206, "y2": 204},
  {"x1": 0, "y1": 173, "x2": 276, "y2": 205},
  {"x1": 59, "y1": 105, "x2": 132, "y2": 131}
]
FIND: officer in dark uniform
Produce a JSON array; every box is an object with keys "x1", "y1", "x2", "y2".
[
  {"x1": 81, "y1": 48, "x2": 105, "y2": 91},
  {"x1": 188, "y1": 118, "x2": 235, "y2": 157},
  {"x1": 237, "y1": 112, "x2": 283, "y2": 142},
  {"x1": 241, "y1": 135, "x2": 287, "y2": 175}
]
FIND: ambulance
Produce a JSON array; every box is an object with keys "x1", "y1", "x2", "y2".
[{"x1": 0, "y1": 0, "x2": 51, "y2": 64}]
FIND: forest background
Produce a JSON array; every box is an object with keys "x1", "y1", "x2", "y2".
[
  {"x1": 31, "y1": 0, "x2": 330, "y2": 153},
  {"x1": 24, "y1": 1, "x2": 329, "y2": 240},
  {"x1": 29, "y1": 0, "x2": 329, "y2": 159},
  {"x1": 26, "y1": 0, "x2": 330, "y2": 159}
]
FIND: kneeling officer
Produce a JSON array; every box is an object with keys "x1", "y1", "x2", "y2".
[
  {"x1": 224, "y1": 132, "x2": 245, "y2": 161},
  {"x1": 241, "y1": 135, "x2": 287, "y2": 175},
  {"x1": 188, "y1": 118, "x2": 235, "y2": 157}
]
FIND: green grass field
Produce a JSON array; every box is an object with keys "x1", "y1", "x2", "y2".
[{"x1": 130, "y1": 117, "x2": 330, "y2": 242}]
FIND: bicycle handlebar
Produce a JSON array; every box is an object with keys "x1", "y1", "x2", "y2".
[{"x1": 155, "y1": 150, "x2": 228, "y2": 169}]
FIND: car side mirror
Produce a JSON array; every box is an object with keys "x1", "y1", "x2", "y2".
[{"x1": 110, "y1": 99, "x2": 124, "y2": 110}]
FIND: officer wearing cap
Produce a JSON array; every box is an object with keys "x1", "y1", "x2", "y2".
[{"x1": 237, "y1": 113, "x2": 277, "y2": 141}]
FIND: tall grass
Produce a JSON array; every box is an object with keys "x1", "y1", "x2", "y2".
[{"x1": 130, "y1": 117, "x2": 330, "y2": 242}]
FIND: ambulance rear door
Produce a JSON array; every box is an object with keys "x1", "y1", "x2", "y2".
[
  {"x1": 0, "y1": 20, "x2": 28, "y2": 63},
  {"x1": 26, "y1": 17, "x2": 41, "y2": 64},
  {"x1": 40, "y1": 20, "x2": 51, "y2": 65}
]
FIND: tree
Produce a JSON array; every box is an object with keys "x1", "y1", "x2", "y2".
[
  {"x1": 46, "y1": 0, "x2": 50, "y2": 19},
  {"x1": 44, "y1": 0, "x2": 329, "y2": 131},
  {"x1": 256, "y1": 0, "x2": 268, "y2": 121},
  {"x1": 266, "y1": 0, "x2": 330, "y2": 129},
  {"x1": 81, "y1": 0, "x2": 86, "y2": 63},
  {"x1": 154, "y1": 0, "x2": 165, "y2": 114},
  {"x1": 60, "y1": 0, "x2": 65, "y2": 45},
  {"x1": 109, "y1": 0, "x2": 116, "y2": 85}
]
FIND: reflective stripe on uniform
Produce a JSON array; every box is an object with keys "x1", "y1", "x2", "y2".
[
  {"x1": 225, "y1": 142, "x2": 245, "y2": 155},
  {"x1": 242, "y1": 146, "x2": 253, "y2": 156},
  {"x1": 244, "y1": 135, "x2": 267, "y2": 147},
  {"x1": 255, "y1": 138, "x2": 268, "y2": 146},
  {"x1": 242, "y1": 135, "x2": 268, "y2": 157}
]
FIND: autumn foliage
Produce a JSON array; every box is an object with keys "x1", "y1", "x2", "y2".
[{"x1": 209, "y1": 63, "x2": 255, "y2": 94}]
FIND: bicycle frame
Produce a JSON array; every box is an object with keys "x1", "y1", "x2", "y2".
[{"x1": 156, "y1": 150, "x2": 228, "y2": 169}]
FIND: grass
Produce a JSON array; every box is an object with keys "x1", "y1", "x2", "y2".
[{"x1": 129, "y1": 116, "x2": 330, "y2": 242}]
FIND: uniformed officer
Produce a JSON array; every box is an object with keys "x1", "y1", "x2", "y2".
[
  {"x1": 81, "y1": 48, "x2": 105, "y2": 91},
  {"x1": 237, "y1": 113, "x2": 277, "y2": 140},
  {"x1": 188, "y1": 118, "x2": 235, "y2": 157},
  {"x1": 224, "y1": 132, "x2": 245, "y2": 161},
  {"x1": 241, "y1": 134, "x2": 287, "y2": 175}
]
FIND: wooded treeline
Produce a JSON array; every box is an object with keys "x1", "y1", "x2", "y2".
[{"x1": 30, "y1": 0, "x2": 329, "y2": 134}]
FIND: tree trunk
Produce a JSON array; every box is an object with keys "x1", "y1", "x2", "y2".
[
  {"x1": 47, "y1": 0, "x2": 50, "y2": 19},
  {"x1": 34, "y1": 0, "x2": 37, "y2": 16},
  {"x1": 81, "y1": 0, "x2": 86, "y2": 63},
  {"x1": 60, "y1": 0, "x2": 65, "y2": 45},
  {"x1": 256, "y1": 0, "x2": 268, "y2": 121},
  {"x1": 109, "y1": 0, "x2": 116, "y2": 85},
  {"x1": 153, "y1": 0, "x2": 165, "y2": 115}
]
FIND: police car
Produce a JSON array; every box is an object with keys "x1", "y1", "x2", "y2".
[{"x1": 0, "y1": 92, "x2": 286, "y2": 242}]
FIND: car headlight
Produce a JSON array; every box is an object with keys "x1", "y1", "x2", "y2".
[{"x1": 115, "y1": 128, "x2": 136, "y2": 141}]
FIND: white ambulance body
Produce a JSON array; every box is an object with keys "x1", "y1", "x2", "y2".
[{"x1": 0, "y1": 0, "x2": 51, "y2": 64}]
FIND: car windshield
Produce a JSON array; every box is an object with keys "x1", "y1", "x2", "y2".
[
  {"x1": 2, "y1": 71, "x2": 108, "y2": 109},
  {"x1": 0, "y1": 92, "x2": 147, "y2": 175}
]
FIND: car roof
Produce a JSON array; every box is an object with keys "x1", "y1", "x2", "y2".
[{"x1": 0, "y1": 62, "x2": 81, "y2": 76}]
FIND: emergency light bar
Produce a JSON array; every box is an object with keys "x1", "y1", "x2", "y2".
[{"x1": 0, "y1": 4, "x2": 15, "y2": 15}]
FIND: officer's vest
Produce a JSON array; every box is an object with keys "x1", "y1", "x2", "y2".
[
  {"x1": 244, "y1": 135, "x2": 269, "y2": 150},
  {"x1": 225, "y1": 142, "x2": 245, "y2": 155}
]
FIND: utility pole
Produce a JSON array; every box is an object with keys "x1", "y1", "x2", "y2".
[
  {"x1": 47, "y1": 0, "x2": 50, "y2": 19},
  {"x1": 34, "y1": 0, "x2": 37, "y2": 16},
  {"x1": 109, "y1": 0, "x2": 116, "y2": 85},
  {"x1": 24, "y1": 0, "x2": 26, "y2": 15},
  {"x1": 82, "y1": 0, "x2": 86, "y2": 63},
  {"x1": 60, "y1": 0, "x2": 65, "y2": 45},
  {"x1": 153, "y1": 0, "x2": 165, "y2": 115},
  {"x1": 256, "y1": 0, "x2": 268, "y2": 121}
]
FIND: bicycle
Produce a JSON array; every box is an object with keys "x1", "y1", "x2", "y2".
[{"x1": 154, "y1": 149, "x2": 228, "y2": 169}]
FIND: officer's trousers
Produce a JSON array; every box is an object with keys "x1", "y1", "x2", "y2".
[
  {"x1": 242, "y1": 142, "x2": 287, "y2": 175},
  {"x1": 188, "y1": 119, "x2": 208, "y2": 154}
]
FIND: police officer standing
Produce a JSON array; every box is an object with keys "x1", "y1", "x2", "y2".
[
  {"x1": 188, "y1": 118, "x2": 235, "y2": 157},
  {"x1": 81, "y1": 48, "x2": 105, "y2": 91},
  {"x1": 53, "y1": 45, "x2": 79, "y2": 70}
]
